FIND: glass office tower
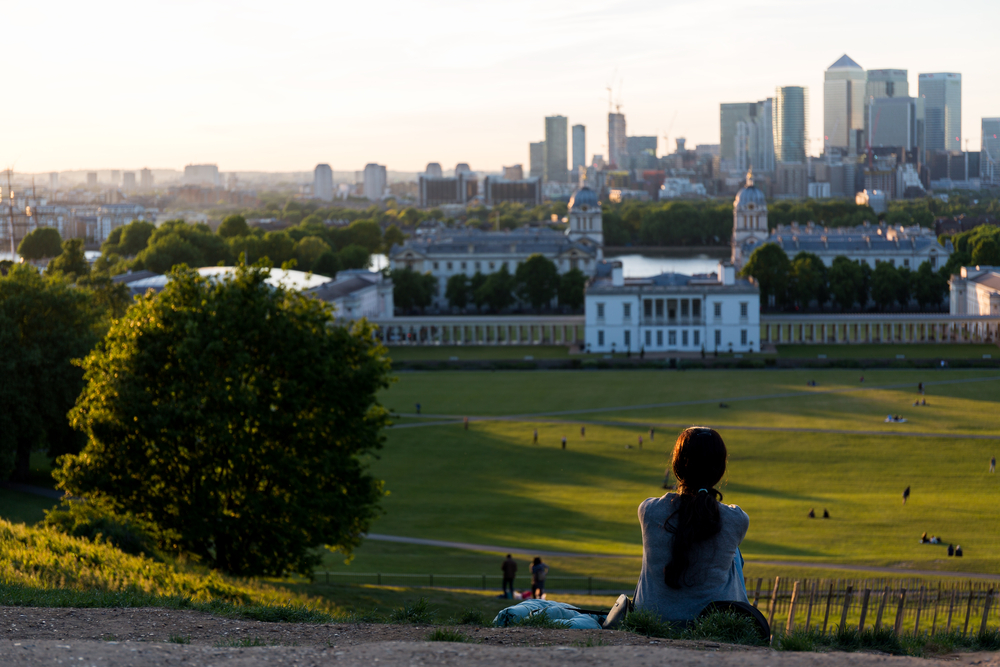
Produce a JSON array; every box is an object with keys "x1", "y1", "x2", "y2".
[
  {"x1": 919, "y1": 73, "x2": 962, "y2": 151},
  {"x1": 774, "y1": 86, "x2": 809, "y2": 163},
  {"x1": 823, "y1": 54, "x2": 866, "y2": 153},
  {"x1": 544, "y1": 115, "x2": 569, "y2": 183}
]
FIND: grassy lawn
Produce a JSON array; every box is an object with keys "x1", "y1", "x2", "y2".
[
  {"x1": 777, "y1": 344, "x2": 999, "y2": 359},
  {"x1": 386, "y1": 345, "x2": 572, "y2": 361},
  {"x1": 357, "y1": 369, "x2": 1000, "y2": 582},
  {"x1": 0, "y1": 489, "x2": 59, "y2": 525}
]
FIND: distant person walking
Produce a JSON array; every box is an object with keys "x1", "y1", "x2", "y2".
[
  {"x1": 808, "y1": 508, "x2": 815, "y2": 518},
  {"x1": 902, "y1": 486, "x2": 911, "y2": 505},
  {"x1": 638, "y1": 435, "x2": 643, "y2": 450},
  {"x1": 501, "y1": 554, "x2": 517, "y2": 599},
  {"x1": 649, "y1": 428, "x2": 655, "y2": 441},
  {"x1": 533, "y1": 429, "x2": 538, "y2": 445},
  {"x1": 464, "y1": 417, "x2": 469, "y2": 431},
  {"x1": 530, "y1": 557, "x2": 548, "y2": 599},
  {"x1": 822, "y1": 508, "x2": 830, "y2": 519},
  {"x1": 991, "y1": 456, "x2": 996, "y2": 473},
  {"x1": 918, "y1": 382, "x2": 924, "y2": 395},
  {"x1": 415, "y1": 403, "x2": 421, "y2": 415},
  {"x1": 580, "y1": 426, "x2": 585, "y2": 438},
  {"x1": 561, "y1": 436, "x2": 567, "y2": 450}
]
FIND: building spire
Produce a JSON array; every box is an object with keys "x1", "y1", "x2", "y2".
[{"x1": 746, "y1": 166, "x2": 754, "y2": 188}]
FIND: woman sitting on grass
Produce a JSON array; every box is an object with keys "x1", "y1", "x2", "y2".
[{"x1": 634, "y1": 426, "x2": 749, "y2": 623}]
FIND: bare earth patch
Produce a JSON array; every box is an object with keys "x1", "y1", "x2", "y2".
[{"x1": 0, "y1": 607, "x2": 997, "y2": 666}]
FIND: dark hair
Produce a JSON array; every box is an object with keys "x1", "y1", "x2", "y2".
[
  {"x1": 663, "y1": 427, "x2": 727, "y2": 589},
  {"x1": 533, "y1": 557, "x2": 541, "y2": 565}
]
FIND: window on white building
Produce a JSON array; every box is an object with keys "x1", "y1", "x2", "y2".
[
  {"x1": 714, "y1": 330, "x2": 721, "y2": 346},
  {"x1": 930, "y1": 254, "x2": 937, "y2": 267},
  {"x1": 741, "y1": 329, "x2": 748, "y2": 346},
  {"x1": 461, "y1": 262, "x2": 467, "y2": 270},
  {"x1": 433, "y1": 262, "x2": 439, "y2": 270},
  {"x1": 682, "y1": 330, "x2": 688, "y2": 346},
  {"x1": 903, "y1": 259, "x2": 910, "y2": 267},
  {"x1": 889, "y1": 259, "x2": 895, "y2": 266},
  {"x1": 657, "y1": 330, "x2": 663, "y2": 346},
  {"x1": 692, "y1": 299, "x2": 701, "y2": 319},
  {"x1": 644, "y1": 300, "x2": 653, "y2": 318},
  {"x1": 623, "y1": 303, "x2": 631, "y2": 320},
  {"x1": 447, "y1": 262, "x2": 453, "y2": 270},
  {"x1": 596, "y1": 303, "x2": 605, "y2": 319},
  {"x1": 598, "y1": 330, "x2": 604, "y2": 346},
  {"x1": 693, "y1": 330, "x2": 700, "y2": 346},
  {"x1": 475, "y1": 261, "x2": 481, "y2": 270},
  {"x1": 489, "y1": 262, "x2": 495, "y2": 270},
  {"x1": 713, "y1": 302, "x2": 722, "y2": 319},
  {"x1": 655, "y1": 299, "x2": 664, "y2": 318},
  {"x1": 645, "y1": 330, "x2": 651, "y2": 346},
  {"x1": 681, "y1": 300, "x2": 689, "y2": 318},
  {"x1": 740, "y1": 302, "x2": 748, "y2": 318},
  {"x1": 624, "y1": 331, "x2": 631, "y2": 347},
  {"x1": 668, "y1": 330, "x2": 677, "y2": 346}
]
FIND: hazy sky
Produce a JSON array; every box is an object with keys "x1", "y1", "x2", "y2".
[{"x1": 8, "y1": 0, "x2": 998, "y2": 174}]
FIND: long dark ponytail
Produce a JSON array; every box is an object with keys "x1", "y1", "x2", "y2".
[{"x1": 663, "y1": 427, "x2": 727, "y2": 589}]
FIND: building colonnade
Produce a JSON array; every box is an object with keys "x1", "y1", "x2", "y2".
[
  {"x1": 761, "y1": 315, "x2": 1000, "y2": 345},
  {"x1": 371, "y1": 316, "x2": 585, "y2": 346}
]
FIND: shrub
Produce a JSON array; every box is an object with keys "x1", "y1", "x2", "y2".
[
  {"x1": 682, "y1": 610, "x2": 766, "y2": 646},
  {"x1": 42, "y1": 499, "x2": 162, "y2": 559},
  {"x1": 389, "y1": 598, "x2": 436, "y2": 624},
  {"x1": 426, "y1": 628, "x2": 471, "y2": 642},
  {"x1": 455, "y1": 608, "x2": 489, "y2": 626},
  {"x1": 620, "y1": 609, "x2": 674, "y2": 638}
]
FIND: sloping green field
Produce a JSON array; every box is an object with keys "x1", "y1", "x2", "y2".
[{"x1": 327, "y1": 369, "x2": 1000, "y2": 580}]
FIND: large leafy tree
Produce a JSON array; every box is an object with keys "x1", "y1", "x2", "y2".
[
  {"x1": 217, "y1": 215, "x2": 249, "y2": 239},
  {"x1": 558, "y1": 268, "x2": 587, "y2": 310},
  {"x1": 101, "y1": 220, "x2": 155, "y2": 257},
  {"x1": 293, "y1": 236, "x2": 331, "y2": 271},
  {"x1": 914, "y1": 260, "x2": 948, "y2": 310},
  {"x1": 515, "y1": 254, "x2": 559, "y2": 311},
  {"x1": 0, "y1": 265, "x2": 98, "y2": 480},
  {"x1": 445, "y1": 273, "x2": 470, "y2": 310},
  {"x1": 870, "y1": 262, "x2": 902, "y2": 310},
  {"x1": 788, "y1": 252, "x2": 827, "y2": 309},
  {"x1": 828, "y1": 256, "x2": 864, "y2": 310},
  {"x1": 56, "y1": 263, "x2": 392, "y2": 576},
  {"x1": 740, "y1": 243, "x2": 790, "y2": 308},
  {"x1": 46, "y1": 239, "x2": 90, "y2": 278},
  {"x1": 476, "y1": 265, "x2": 515, "y2": 313},
  {"x1": 17, "y1": 228, "x2": 63, "y2": 259},
  {"x1": 390, "y1": 267, "x2": 436, "y2": 312}
]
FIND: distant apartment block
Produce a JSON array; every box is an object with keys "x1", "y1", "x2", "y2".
[
  {"x1": 184, "y1": 164, "x2": 220, "y2": 186},
  {"x1": 122, "y1": 172, "x2": 137, "y2": 192},
  {"x1": 170, "y1": 186, "x2": 259, "y2": 208},
  {"x1": 87, "y1": 172, "x2": 97, "y2": 187},
  {"x1": 140, "y1": 168, "x2": 154, "y2": 191},
  {"x1": 49, "y1": 172, "x2": 58, "y2": 192},
  {"x1": 363, "y1": 163, "x2": 387, "y2": 201},
  {"x1": 483, "y1": 176, "x2": 542, "y2": 206},
  {"x1": 314, "y1": 164, "x2": 334, "y2": 202},
  {"x1": 425, "y1": 163, "x2": 443, "y2": 178},
  {"x1": 503, "y1": 165, "x2": 524, "y2": 180},
  {"x1": 418, "y1": 170, "x2": 478, "y2": 207},
  {"x1": 529, "y1": 142, "x2": 545, "y2": 179}
]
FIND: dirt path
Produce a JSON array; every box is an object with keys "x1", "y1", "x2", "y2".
[{"x1": 0, "y1": 607, "x2": 997, "y2": 666}]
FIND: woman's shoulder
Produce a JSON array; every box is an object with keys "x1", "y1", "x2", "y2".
[
  {"x1": 720, "y1": 502, "x2": 750, "y2": 531},
  {"x1": 639, "y1": 493, "x2": 676, "y2": 512}
]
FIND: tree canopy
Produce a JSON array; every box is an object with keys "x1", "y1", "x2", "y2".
[
  {"x1": 46, "y1": 239, "x2": 90, "y2": 278},
  {"x1": 56, "y1": 263, "x2": 392, "y2": 576},
  {"x1": 740, "y1": 243, "x2": 790, "y2": 306},
  {"x1": 17, "y1": 228, "x2": 63, "y2": 259},
  {"x1": 515, "y1": 254, "x2": 559, "y2": 310}
]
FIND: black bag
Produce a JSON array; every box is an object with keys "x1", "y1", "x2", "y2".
[{"x1": 601, "y1": 593, "x2": 634, "y2": 629}]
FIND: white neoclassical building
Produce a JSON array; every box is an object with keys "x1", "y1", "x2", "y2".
[
  {"x1": 389, "y1": 186, "x2": 604, "y2": 308},
  {"x1": 584, "y1": 261, "x2": 761, "y2": 354},
  {"x1": 950, "y1": 266, "x2": 1000, "y2": 315}
]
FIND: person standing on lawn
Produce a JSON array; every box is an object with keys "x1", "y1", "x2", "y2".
[
  {"x1": 501, "y1": 554, "x2": 517, "y2": 599},
  {"x1": 531, "y1": 557, "x2": 549, "y2": 599}
]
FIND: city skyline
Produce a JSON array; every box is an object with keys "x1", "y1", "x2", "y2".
[{"x1": 5, "y1": 0, "x2": 997, "y2": 173}]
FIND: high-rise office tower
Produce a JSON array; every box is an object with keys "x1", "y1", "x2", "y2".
[
  {"x1": 572, "y1": 124, "x2": 586, "y2": 171},
  {"x1": 140, "y1": 168, "x2": 153, "y2": 191},
  {"x1": 866, "y1": 69, "x2": 908, "y2": 99},
  {"x1": 983, "y1": 118, "x2": 1000, "y2": 185},
  {"x1": 721, "y1": 100, "x2": 774, "y2": 173},
  {"x1": 625, "y1": 136, "x2": 658, "y2": 170},
  {"x1": 608, "y1": 113, "x2": 626, "y2": 169},
  {"x1": 824, "y1": 54, "x2": 865, "y2": 154},
  {"x1": 110, "y1": 170, "x2": 121, "y2": 186},
  {"x1": 425, "y1": 163, "x2": 443, "y2": 178},
  {"x1": 919, "y1": 73, "x2": 962, "y2": 151},
  {"x1": 363, "y1": 163, "x2": 387, "y2": 201},
  {"x1": 503, "y1": 165, "x2": 524, "y2": 180},
  {"x1": 184, "y1": 164, "x2": 220, "y2": 186},
  {"x1": 529, "y1": 142, "x2": 545, "y2": 179},
  {"x1": 869, "y1": 97, "x2": 924, "y2": 153},
  {"x1": 122, "y1": 172, "x2": 137, "y2": 192},
  {"x1": 774, "y1": 86, "x2": 809, "y2": 163},
  {"x1": 544, "y1": 116, "x2": 568, "y2": 183},
  {"x1": 313, "y1": 164, "x2": 334, "y2": 201}
]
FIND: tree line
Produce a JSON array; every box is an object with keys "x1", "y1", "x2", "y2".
[
  {"x1": 740, "y1": 244, "x2": 956, "y2": 312},
  {"x1": 0, "y1": 260, "x2": 390, "y2": 578},
  {"x1": 389, "y1": 254, "x2": 587, "y2": 314},
  {"x1": 17, "y1": 215, "x2": 407, "y2": 278}
]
